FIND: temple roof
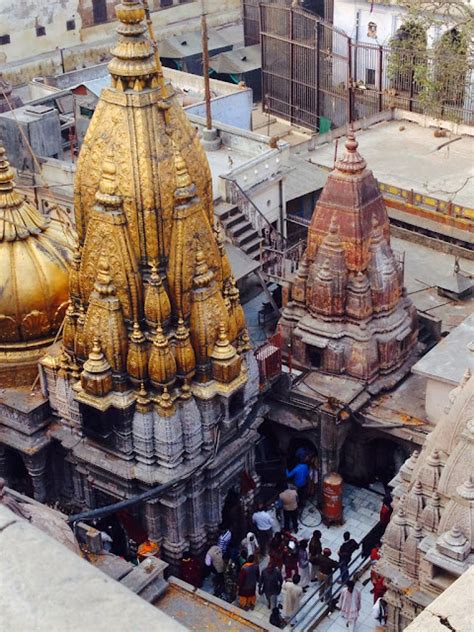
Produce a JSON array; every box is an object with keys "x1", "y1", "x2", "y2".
[{"x1": 0, "y1": 146, "x2": 72, "y2": 386}]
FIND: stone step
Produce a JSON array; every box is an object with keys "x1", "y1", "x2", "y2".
[
  {"x1": 233, "y1": 222, "x2": 254, "y2": 240},
  {"x1": 235, "y1": 227, "x2": 258, "y2": 246},
  {"x1": 243, "y1": 236, "x2": 262, "y2": 259},
  {"x1": 214, "y1": 200, "x2": 239, "y2": 220}
]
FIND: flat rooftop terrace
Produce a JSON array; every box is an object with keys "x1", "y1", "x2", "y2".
[{"x1": 309, "y1": 120, "x2": 474, "y2": 207}]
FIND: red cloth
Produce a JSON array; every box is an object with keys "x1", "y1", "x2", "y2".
[
  {"x1": 380, "y1": 504, "x2": 392, "y2": 527},
  {"x1": 180, "y1": 556, "x2": 203, "y2": 588},
  {"x1": 240, "y1": 469, "x2": 257, "y2": 495}
]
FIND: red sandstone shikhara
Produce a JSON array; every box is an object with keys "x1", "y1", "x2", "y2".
[{"x1": 280, "y1": 128, "x2": 418, "y2": 390}]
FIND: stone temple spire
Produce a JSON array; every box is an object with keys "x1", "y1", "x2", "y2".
[{"x1": 279, "y1": 129, "x2": 418, "y2": 388}]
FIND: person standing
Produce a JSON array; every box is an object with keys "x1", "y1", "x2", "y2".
[
  {"x1": 318, "y1": 548, "x2": 338, "y2": 603},
  {"x1": 259, "y1": 561, "x2": 283, "y2": 609},
  {"x1": 283, "y1": 539, "x2": 299, "y2": 580},
  {"x1": 298, "y1": 539, "x2": 310, "y2": 590},
  {"x1": 224, "y1": 556, "x2": 239, "y2": 603},
  {"x1": 372, "y1": 597, "x2": 387, "y2": 631},
  {"x1": 309, "y1": 530, "x2": 323, "y2": 581},
  {"x1": 241, "y1": 532, "x2": 260, "y2": 561},
  {"x1": 279, "y1": 486, "x2": 299, "y2": 533},
  {"x1": 379, "y1": 494, "x2": 392, "y2": 530},
  {"x1": 338, "y1": 580, "x2": 361, "y2": 630},
  {"x1": 269, "y1": 532, "x2": 285, "y2": 570},
  {"x1": 338, "y1": 531, "x2": 359, "y2": 583},
  {"x1": 238, "y1": 554, "x2": 260, "y2": 610},
  {"x1": 217, "y1": 525, "x2": 232, "y2": 556},
  {"x1": 281, "y1": 574, "x2": 303, "y2": 626},
  {"x1": 205, "y1": 543, "x2": 225, "y2": 597},
  {"x1": 180, "y1": 550, "x2": 203, "y2": 588},
  {"x1": 286, "y1": 460, "x2": 309, "y2": 510},
  {"x1": 252, "y1": 504, "x2": 274, "y2": 557}
]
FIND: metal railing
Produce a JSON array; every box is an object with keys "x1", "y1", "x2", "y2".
[{"x1": 288, "y1": 551, "x2": 369, "y2": 631}]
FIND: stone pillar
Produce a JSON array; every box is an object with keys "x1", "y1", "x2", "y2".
[
  {"x1": 144, "y1": 499, "x2": 162, "y2": 542},
  {"x1": 186, "y1": 475, "x2": 207, "y2": 555},
  {"x1": 23, "y1": 449, "x2": 48, "y2": 503},
  {"x1": 319, "y1": 404, "x2": 352, "y2": 478},
  {"x1": 132, "y1": 408, "x2": 155, "y2": 465},
  {"x1": 160, "y1": 483, "x2": 189, "y2": 571}
]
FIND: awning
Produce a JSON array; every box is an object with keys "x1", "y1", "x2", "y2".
[{"x1": 209, "y1": 45, "x2": 261, "y2": 74}]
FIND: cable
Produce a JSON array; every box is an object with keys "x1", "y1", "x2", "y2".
[{"x1": 67, "y1": 400, "x2": 260, "y2": 525}]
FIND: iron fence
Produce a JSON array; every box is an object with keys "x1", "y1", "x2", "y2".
[{"x1": 257, "y1": 5, "x2": 474, "y2": 129}]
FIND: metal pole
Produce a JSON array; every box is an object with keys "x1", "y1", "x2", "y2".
[{"x1": 201, "y1": 13, "x2": 212, "y2": 131}]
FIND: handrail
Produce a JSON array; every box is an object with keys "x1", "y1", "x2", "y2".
[
  {"x1": 288, "y1": 550, "x2": 369, "y2": 631},
  {"x1": 222, "y1": 175, "x2": 288, "y2": 251}
]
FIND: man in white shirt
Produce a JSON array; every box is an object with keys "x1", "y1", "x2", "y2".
[{"x1": 252, "y1": 503, "x2": 273, "y2": 556}]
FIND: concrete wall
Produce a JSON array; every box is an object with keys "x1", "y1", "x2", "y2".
[
  {"x1": 1, "y1": 0, "x2": 240, "y2": 82},
  {"x1": 0, "y1": 0, "x2": 82, "y2": 64},
  {"x1": 186, "y1": 90, "x2": 253, "y2": 131},
  {"x1": 333, "y1": 0, "x2": 441, "y2": 47},
  {"x1": 424, "y1": 378, "x2": 456, "y2": 425},
  {"x1": 0, "y1": 505, "x2": 186, "y2": 632}
]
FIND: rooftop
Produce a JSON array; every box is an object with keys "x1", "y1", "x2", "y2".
[
  {"x1": 412, "y1": 313, "x2": 474, "y2": 385},
  {"x1": 308, "y1": 119, "x2": 474, "y2": 207}
]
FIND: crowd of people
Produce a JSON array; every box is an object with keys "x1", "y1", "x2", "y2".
[{"x1": 176, "y1": 449, "x2": 392, "y2": 629}]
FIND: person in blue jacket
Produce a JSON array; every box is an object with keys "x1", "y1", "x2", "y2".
[{"x1": 286, "y1": 459, "x2": 309, "y2": 511}]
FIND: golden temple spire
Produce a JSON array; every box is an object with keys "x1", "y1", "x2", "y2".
[
  {"x1": 174, "y1": 318, "x2": 196, "y2": 381},
  {"x1": 144, "y1": 262, "x2": 171, "y2": 328},
  {"x1": 83, "y1": 257, "x2": 128, "y2": 374},
  {"x1": 108, "y1": 0, "x2": 162, "y2": 92},
  {"x1": 126, "y1": 321, "x2": 148, "y2": 383},
  {"x1": 148, "y1": 325, "x2": 176, "y2": 388},
  {"x1": 211, "y1": 322, "x2": 242, "y2": 383},
  {"x1": 81, "y1": 337, "x2": 113, "y2": 397}
]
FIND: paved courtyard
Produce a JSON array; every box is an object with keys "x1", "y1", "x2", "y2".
[{"x1": 201, "y1": 483, "x2": 383, "y2": 630}]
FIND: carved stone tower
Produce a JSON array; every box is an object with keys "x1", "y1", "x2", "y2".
[
  {"x1": 279, "y1": 130, "x2": 418, "y2": 390},
  {"x1": 39, "y1": 0, "x2": 260, "y2": 566}
]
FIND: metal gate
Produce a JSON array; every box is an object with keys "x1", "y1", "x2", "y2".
[{"x1": 260, "y1": 5, "x2": 474, "y2": 129}]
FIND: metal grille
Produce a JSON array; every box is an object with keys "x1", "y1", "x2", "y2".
[{"x1": 260, "y1": 5, "x2": 474, "y2": 129}]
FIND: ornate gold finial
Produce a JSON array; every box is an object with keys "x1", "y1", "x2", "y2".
[
  {"x1": 135, "y1": 380, "x2": 152, "y2": 411},
  {"x1": 211, "y1": 322, "x2": 237, "y2": 362},
  {"x1": 144, "y1": 261, "x2": 171, "y2": 327},
  {"x1": 0, "y1": 144, "x2": 48, "y2": 241},
  {"x1": 81, "y1": 337, "x2": 113, "y2": 397},
  {"x1": 63, "y1": 302, "x2": 77, "y2": 354},
  {"x1": 95, "y1": 156, "x2": 122, "y2": 209},
  {"x1": 193, "y1": 249, "x2": 214, "y2": 289},
  {"x1": 180, "y1": 378, "x2": 192, "y2": 400},
  {"x1": 94, "y1": 257, "x2": 116, "y2": 296},
  {"x1": 0, "y1": 146, "x2": 15, "y2": 194},
  {"x1": 172, "y1": 142, "x2": 196, "y2": 202},
  {"x1": 240, "y1": 328, "x2": 252, "y2": 352},
  {"x1": 210, "y1": 321, "x2": 242, "y2": 383},
  {"x1": 156, "y1": 384, "x2": 175, "y2": 416},
  {"x1": 108, "y1": 0, "x2": 162, "y2": 92}
]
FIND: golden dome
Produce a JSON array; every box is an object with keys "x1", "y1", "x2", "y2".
[{"x1": 0, "y1": 146, "x2": 72, "y2": 386}]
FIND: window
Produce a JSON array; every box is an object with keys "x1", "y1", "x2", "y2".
[
  {"x1": 0, "y1": 34, "x2": 10, "y2": 45},
  {"x1": 160, "y1": 0, "x2": 173, "y2": 7},
  {"x1": 92, "y1": 0, "x2": 108, "y2": 24},
  {"x1": 66, "y1": 19, "x2": 76, "y2": 31},
  {"x1": 308, "y1": 346, "x2": 323, "y2": 368},
  {"x1": 36, "y1": 26, "x2": 46, "y2": 37},
  {"x1": 366, "y1": 68, "x2": 376, "y2": 86}
]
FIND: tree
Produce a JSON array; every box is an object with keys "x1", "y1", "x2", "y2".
[{"x1": 389, "y1": 1, "x2": 473, "y2": 121}]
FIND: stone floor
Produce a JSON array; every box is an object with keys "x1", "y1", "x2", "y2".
[{"x1": 201, "y1": 483, "x2": 383, "y2": 630}]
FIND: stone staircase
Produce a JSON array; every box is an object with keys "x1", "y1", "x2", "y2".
[{"x1": 215, "y1": 200, "x2": 262, "y2": 261}]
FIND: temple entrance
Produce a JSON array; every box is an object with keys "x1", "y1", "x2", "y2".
[
  {"x1": 341, "y1": 435, "x2": 410, "y2": 487},
  {"x1": 3, "y1": 448, "x2": 32, "y2": 498}
]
